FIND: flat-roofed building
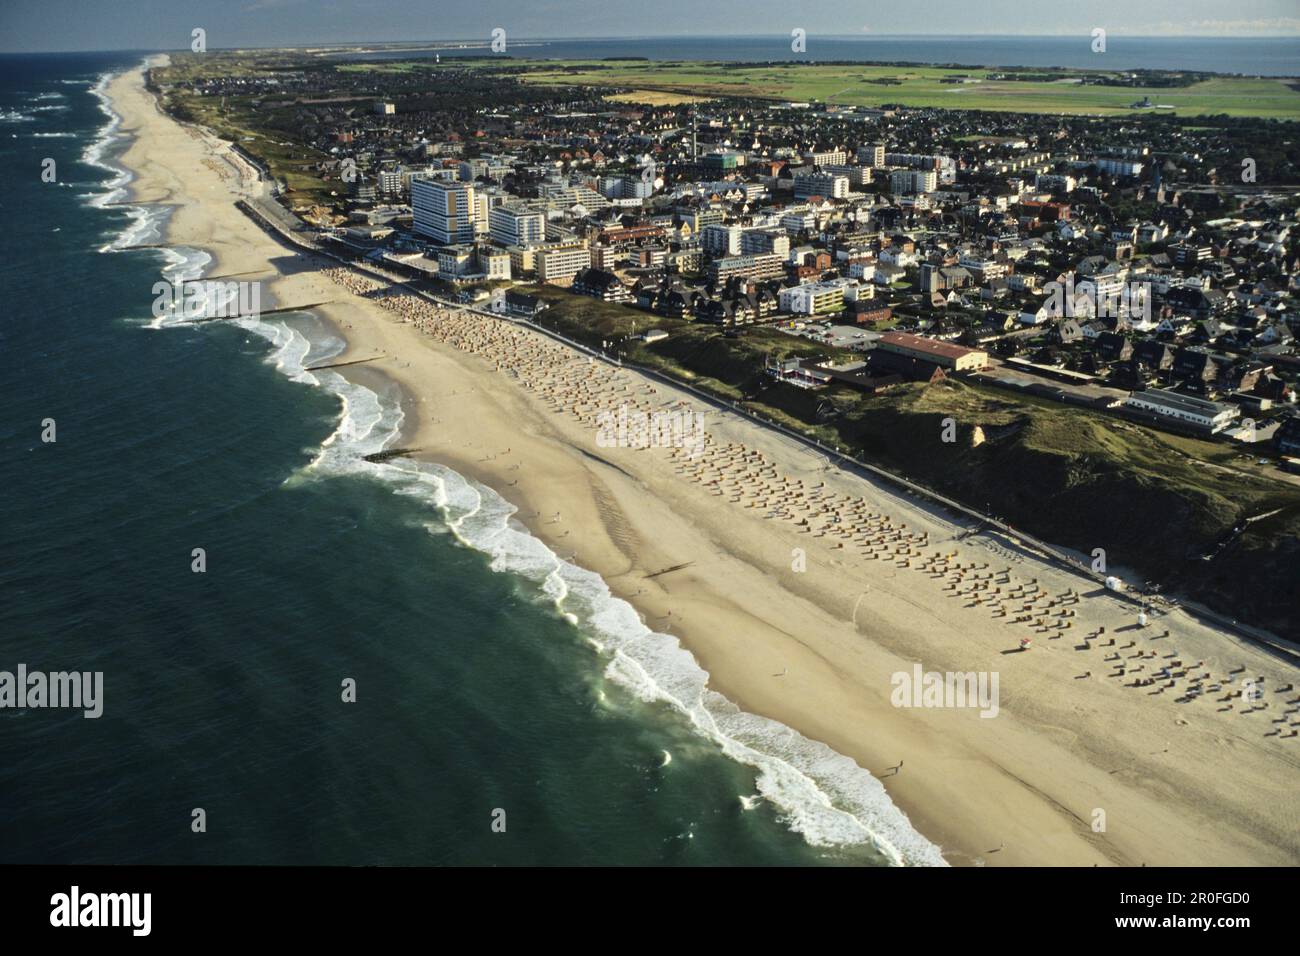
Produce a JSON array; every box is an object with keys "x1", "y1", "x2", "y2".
[
  {"x1": 701, "y1": 151, "x2": 743, "y2": 171},
  {"x1": 889, "y1": 170, "x2": 938, "y2": 195},
  {"x1": 708, "y1": 253, "x2": 786, "y2": 283},
  {"x1": 489, "y1": 203, "x2": 545, "y2": 247},
  {"x1": 793, "y1": 171, "x2": 850, "y2": 200},
  {"x1": 412, "y1": 177, "x2": 478, "y2": 245},
  {"x1": 739, "y1": 228, "x2": 790, "y2": 258},
  {"x1": 780, "y1": 209, "x2": 818, "y2": 233},
  {"x1": 685, "y1": 208, "x2": 725, "y2": 231},
  {"x1": 508, "y1": 245, "x2": 537, "y2": 277},
  {"x1": 857, "y1": 144, "x2": 886, "y2": 167},
  {"x1": 535, "y1": 242, "x2": 591, "y2": 285},
  {"x1": 779, "y1": 279, "x2": 861, "y2": 315},
  {"x1": 1123, "y1": 388, "x2": 1240, "y2": 433},
  {"x1": 957, "y1": 254, "x2": 1009, "y2": 283},
  {"x1": 804, "y1": 149, "x2": 848, "y2": 167},
  {"x1": 822, "y1": 164, "x2": 873, "y2": 186},
  {"x1": 701, "y1": 223, "x2": 743, "y2": 257}
]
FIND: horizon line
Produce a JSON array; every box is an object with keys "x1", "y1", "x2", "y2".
[{"x1": 5, "y1": 31, "x2": 1300, "y2": 55}]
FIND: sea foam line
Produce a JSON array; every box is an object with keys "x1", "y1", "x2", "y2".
[
  {"x1": 88, "y1": 63, "x2": 948, "y2": 867},
  {"x1": 257, "y1": 316, "x2": 946, "y2": 866},
  {"x1": 81, "y1": 71, "x2": 177, "y2": 254},
  {"x1": 127, "y1": 250, "x2": 948, "y2": 864}
]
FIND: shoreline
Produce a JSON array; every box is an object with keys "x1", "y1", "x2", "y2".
[{"x1": 103, "y1": 57, "x2": 1300, "y2": 866}]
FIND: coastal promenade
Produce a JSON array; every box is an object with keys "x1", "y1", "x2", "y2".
[{"x1": 233, "y1": 194, "x2": 1300, "y2": 667}]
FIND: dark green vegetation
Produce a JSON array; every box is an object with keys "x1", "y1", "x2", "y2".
[
  {"x1": 844, "y1": 383, "x2": 1300, "y2": 641},
  {"x1": 524, "y1": 289, "x2": 1300, "y2": 641}
]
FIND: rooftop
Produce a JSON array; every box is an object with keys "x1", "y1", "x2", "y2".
[
  {"x1": 879, "y1": 331, "x2": 983, "y2": 361},
  {"x1": 1125, "y1": 388, "x2": 1232, "y2": 415}
]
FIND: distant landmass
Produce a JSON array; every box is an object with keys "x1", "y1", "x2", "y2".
[{"x1": 327, "y1": 34, "x2": 1300, "y2": 77}]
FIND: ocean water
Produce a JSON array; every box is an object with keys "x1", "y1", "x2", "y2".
[
  {"x1": 361, "y1": 34, "x2": 1300, "y2": 76},
  {"x1": 0, "y1": 52, "x2": 947, "y2": 866}
]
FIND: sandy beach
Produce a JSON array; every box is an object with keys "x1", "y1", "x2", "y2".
[{"x1": 106, "y1": 58, "x2": 1300, "y2": 866}]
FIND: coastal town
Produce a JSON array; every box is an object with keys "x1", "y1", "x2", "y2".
[
  {"x1": 159, "y1": 55, "x2": 1300, "y2": 445},
  {"x1": 149, "y1": 49, "x2": 1300, "y2": 641},
  {"x1": 7, "y1": 0, "x2": 1300, "y2": 900},
  {"x1": 161, "y1": 56, "x2": 1298, "y2": 432}
]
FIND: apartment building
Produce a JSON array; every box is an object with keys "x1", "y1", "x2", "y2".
[
  {"x1": 886, "y1": 152, "x2": 956, "y2": 184},
  {"x1": 779, "y1": 278, "x2": 861, "y2": 315},
  {"x1": 957, "y1": 254, "x2": 1010, "y2": 283},
  {"x1": 889, "y1": 170, "x2": 938, "y2": 195},
  {"x1": 793, "y1": 172, "x2": 850, "y2": 200},
  {"x1": 780, "y1": 209, "x2": 819, "y2": 234},
  {"x1": 804, "y1": 149, "x2": 848, "y2": 167},
  {"x1": 739, "y1": 229, "x2": 790, "y2": 258},
  {"x1": 412, "y1": 178, "x2": 479, "y2": 245},
  {"x1": 822, "y1": 164, "x2": 873, "y2": 187},
  {"x1": 535, "y1": 241, "x2": 592, "y2": 285},
  {"x1": 708, "y1": 253, "x2": 786, "y2": 282},
  {"x1": 489, "y1": 203, "x2": 545, "y2": 247},
  {"x1": 701, "y1": 223, "x2": 743, "y2": 257},
  {"x1": 856, "y1": 144, "x2": 886, "y2": 167}
]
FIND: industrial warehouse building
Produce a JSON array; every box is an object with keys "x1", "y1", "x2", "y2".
[{"x1": 876, "y1": 331, "x2": 988, "y2": 371}]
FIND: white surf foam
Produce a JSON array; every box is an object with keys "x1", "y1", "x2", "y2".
[
  {"x1": 117, "y1": 279, "x2": 946, "y2": 864},
  {"x1": 253, "y1": 323, "x2": 946, "y2": 866},
  {"x1": 79, "y1": 72, "x2": 180, "y2": 257},
  {"x1": 89, "y1": 62, "x2": 948, "y2": 867},
  {"x1": 153, "y1": 297, "x2": 948, "y2": 864}
]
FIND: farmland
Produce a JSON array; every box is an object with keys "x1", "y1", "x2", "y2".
[{"x1": 519, "y1": 60, "x2": 1300, "y2": 118}]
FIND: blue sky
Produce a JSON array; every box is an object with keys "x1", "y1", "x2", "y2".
[{"x1": 2, "y1": 0, "x2": 1299, "y2": 53}]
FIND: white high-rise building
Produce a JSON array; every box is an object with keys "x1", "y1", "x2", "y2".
[
  {"x1": 489, "y1": 204, "x2": 545, "y2": 247},
  {"x1": 411, "y1": 178, "x2": 478, "y2": 245},
  {"x1": 804, "y1": 149, "x2": 847, "y2": 167},
  {"x1": 701, "y1": 224, "x2": 743, "y2": 257},
  {"x1": 536, "y1": 242, "x2": 591, "y2": 284},
  {"x1": 793, "y1": 172, "x2": 850, "y2": 200},
  {"x1": 739, "y1": 228, "x2": 790, "y2": 258},
  {"x1": 857, "y1": 144, "x2": 886, "y2": 167},
  {"x1": 889, "y1": 170, "x2": 938, "y2": 195}
]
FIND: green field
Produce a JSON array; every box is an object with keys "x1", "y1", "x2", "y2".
[{"x1": 519, "y1": 60, "x2": 1300, "y2": 118}]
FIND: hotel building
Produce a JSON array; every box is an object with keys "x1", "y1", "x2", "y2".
[{"x1": 412, "y1": 177, "x2": 479, "y2": 245}]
